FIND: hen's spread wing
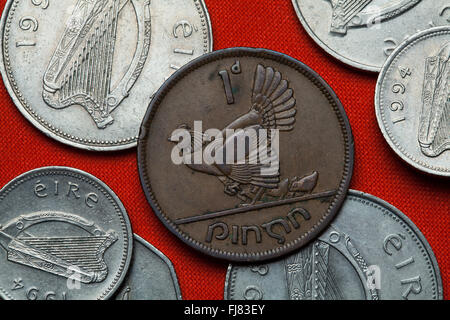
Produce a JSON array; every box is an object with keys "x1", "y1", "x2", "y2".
[{"x1": 211, "y1": 125, "x2": 280, "y2": 189}]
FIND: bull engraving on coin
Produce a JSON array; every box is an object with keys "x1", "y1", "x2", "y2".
[
  {"x1": 42, "y1": 0, "x2": 151, "y2": 129},
  {"x1": 419, "y1": 42, "x2": 450, "y2": 157}
]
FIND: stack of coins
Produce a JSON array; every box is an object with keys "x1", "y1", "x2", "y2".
[{"x1": 0, "y1": 0, "x2": 446, "y2": 300}]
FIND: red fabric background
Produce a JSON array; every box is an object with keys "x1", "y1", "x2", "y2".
[{"x1": 0, "y1": 0, "x2": 448, "y2": 300}]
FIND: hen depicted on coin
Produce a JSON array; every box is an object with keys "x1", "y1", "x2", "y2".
[
  {"x1": 375, "y1": 26, "x2": 450, "y2": 176},
  {"x1": 292, "y1": 0, "x2": 450, "y2": 72},
  {"x1": 0, "y1": 0, "x2": 212, "y2": 151},
  {"x1": 225, "y1": 190, "x2": 443, "y2": 300},
  {"x1": 138, "y1": 48, "x2": 354, "y2": 262},
  {"x1": 114, "y1": 234, "x2": 182, "y2": 300},
  {"x1": 0, "y1": 167, "x2": 133, "y2": 300}
]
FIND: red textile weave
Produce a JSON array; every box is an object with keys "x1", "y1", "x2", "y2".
[{"x1": 0, "y1": 0, "x2": 448, "y2": 300}]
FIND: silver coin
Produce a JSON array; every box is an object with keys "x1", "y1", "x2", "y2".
[
  {"x1": 0, "y1": 0, "x2": 212, "y2": 151},
  {"x1": 225, "y1": 190, "x2": 443, "y2": 300},
  {"x1": 375, "y1": 26, "x2": 450, "y2": 176},
  {"x1": 292, "y1": 0, "x2": 450, "y2": 72},
  {"x1": 114, "y1": 234, "x2": 182, "y2": 300},
  {"x1": 0, "y1": 167, "x2": 133, "y2": 300}
]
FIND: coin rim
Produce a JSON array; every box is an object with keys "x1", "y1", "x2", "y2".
[
  {"x1": 375, "y1": 26, "x2": 450, "y2": 177},
  {"x1": 291, "y1": 0, "x2": 380, "y2": 72},
  {"x1": 224, "y1": 189, "x2": 444, "y2": 300},
  {"x1": 118, "y1": 234, "x2": 182, "y2": 300},
  {"x1": 0, "y1": 0, "x2": 213, "y2": 151},
  {"x1": 138, "y1": 47, "x2": 354, "y2": 262},
  {"x1": 0, "y1": 166, "x2": 134, "y2": 300}
]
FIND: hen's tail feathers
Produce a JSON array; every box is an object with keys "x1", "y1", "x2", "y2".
[{"x1": 252, "y1": 64, "x2": 297, "y2": 131}]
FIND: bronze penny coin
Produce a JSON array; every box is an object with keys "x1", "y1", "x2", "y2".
[{"x1": 138, "y1": 48, "x2": 354, "y2": 262}]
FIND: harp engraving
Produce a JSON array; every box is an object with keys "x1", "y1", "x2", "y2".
[
  {"x1": 325, "y1": 0, "x2": 421, "y2": 35},
  {"x1": 419, "y1": 42, "x2": 450, "y2": 157},
  {"x1": 284, "y1": 241, "x2": 344, "y2": 300},
  {"x1": 0, "y1": 212, "x2": 117, "y2": 284},
  {"x1": 42, "y1": 0, "x2": 152, "y2": 129},
  {"x1": 316, "y1": 226, "x2": 380, "y2": 300},
  {"x1": 284, "y1": 226, "x2": 381, "y2": 300}
]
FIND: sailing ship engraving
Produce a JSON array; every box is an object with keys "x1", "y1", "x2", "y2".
[
  {"x1": 419, "y1": 42, "x2": 450, "y2": 157},
  {"x1": 0, "y1": 212, "x2": 117, "y2": 283},
  {"x1": 325, "y1": 0, "x2": 421, "y2": 35},
  {"x1": 42, "y1": 0, "x2": 152, "y2": 129}
]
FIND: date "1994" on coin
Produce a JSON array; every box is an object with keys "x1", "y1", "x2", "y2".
[{"x1": 389, "y1": 66, "x2": 412, "y2": 124}]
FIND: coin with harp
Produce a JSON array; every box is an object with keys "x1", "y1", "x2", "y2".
[
  {"x1": 292, "y1": 0, "x2": 450, "y2": 72},
  {"x1": 0, "y1": 0, "x2": 212, "y2": 151},
  {"x1": 224, "y1": 191, "x2": 443, "y2": 300},
  {"x1": 0, "y1": 167, "x2": 133, "y2": 300},
  {"x1": 375, "y1": 26, "x2": 450, "y2": 176}
]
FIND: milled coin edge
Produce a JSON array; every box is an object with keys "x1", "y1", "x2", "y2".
[
  {"x1": 224, "y1": 189, "x2": 444, "y2": 300},
  {"x1": 0, "y1": 166, "x2": 134, "y2": 300},
  {"x1": 291, "y1": 0, "x2": 380, "y2": 73},
  {"x1": 375, "y1": 26, "x2": 450, "y2": 177},
  {"x1": 0, "y1": 0, "x2": 213, "y2": 152}
]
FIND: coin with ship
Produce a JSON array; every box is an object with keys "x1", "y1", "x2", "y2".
[
  {"x1": 138, "y1": 48, "x2": 354, "y2": 262},
  {"x1": 292, "y1": 0, "x2": 450, "y2": 72},
  {"x1": 375, "y1": 26, "x2": 450, "y2": 176},
  {"x1": 0, "y1": 0, "x2": 212, "y2": 151},
  {"x1": 114, "y1": 234, "x2": 182, "y2": 300},
  {"x1": 0, "y1": 167, "x2": 133, "y2": 300},
  {"x1": 224, "y1": 190, "x2": 443, "y2": 300}
]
